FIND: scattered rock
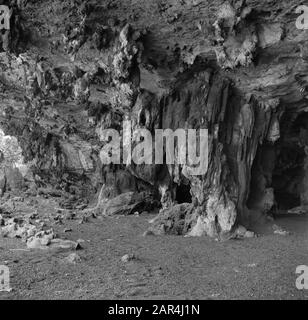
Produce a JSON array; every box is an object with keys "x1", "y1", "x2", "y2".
[
  {"x1": 246, "y1": 263, "x2": 258, "y2": 268},
  {"x1": 287, "y1": 206, "x2": 308, "y2": 215},
  {"x1": 26, "y1": 230, "x2": 55, "y2": 249},
  {"x1": 273, "y1": 224, "x2": 290, "y2": 236},
  {"x1": 121, "y1": 254, "x2": 136, "y2": 263},
  {"x1": 48, "y1": 239, "x2": 82, "y2": 251},
  {"x1": 1, "y1": 218, "x2": 37, "y2": 240},
  {"x1": 244, "y1": 231, "x2": 256, "y2": 238},
  {"x1": 64, "y1": 253, "x2": 81, "y2": 264},
  {"x1": 235, "y1": 225, "x2": 247, "y2": 237}
]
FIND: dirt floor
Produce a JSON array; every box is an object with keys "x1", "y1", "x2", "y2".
[{"x1": 0, "y1": 194, "x2": 307, "y2": 300}]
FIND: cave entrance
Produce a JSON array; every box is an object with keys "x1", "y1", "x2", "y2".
[
  {"x1": 175, "y1": 183, "x2": 192, "y2": 204},
  {"x1": 272, "y1": 144, "x2": 305, "y2": 210},
  {"x1": 248, "y1": 112, "x2": 308, "y2": 213},
  {"x1": 272, "y1": 112, "x2": 308, "y2": 211}
]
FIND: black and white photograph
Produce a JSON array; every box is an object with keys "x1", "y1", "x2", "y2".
[{"x1": 0, "y1": 0, "x2": 307, "y2": 304}]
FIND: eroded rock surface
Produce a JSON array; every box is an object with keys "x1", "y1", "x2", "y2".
[{"x1": 0, "y1": 0, "x2": 308, "y2": 238}]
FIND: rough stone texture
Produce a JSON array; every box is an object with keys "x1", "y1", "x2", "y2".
[
  {"x1": 0, "y1": 0, "x2": 308, "y2": 237},
  {"x1": 148, "y1": 203, "x2": 195, "y2": 235},
  {"x1": 102, "y1": 191, "x2": 158, "y2": 216}
]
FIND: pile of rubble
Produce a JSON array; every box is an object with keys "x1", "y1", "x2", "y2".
[{"x1": 0, "y1": 195, "x2": 81, "y2": 250}]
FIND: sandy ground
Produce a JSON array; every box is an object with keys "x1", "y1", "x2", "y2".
[{"x1": 0, "y1": 196, "x2": 307, "y2": 300}]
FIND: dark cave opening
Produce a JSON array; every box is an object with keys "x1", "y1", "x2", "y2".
[
  {"x1": 272, "y1": 143, "x2": 305, "y2": 210},
  {"x1": 248, "y1": 112, "x2": 308, "y2": 213},
  {"x1": 247, "y1": 143, "x2": 276, "y2": 212},
  {"x1": 175, "y1": 183, "x2": 192, "y2": 204},
  {"x1": 272, "y1": 112, "x2": 308, "y2": 210}
]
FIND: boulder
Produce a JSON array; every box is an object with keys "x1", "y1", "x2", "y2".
[
  {"x1": 102, "y1": 191, "x2": 157, "y2": 216},
  {"x1": 147, "y1": 203, "x2": 195, "y2": 236}
]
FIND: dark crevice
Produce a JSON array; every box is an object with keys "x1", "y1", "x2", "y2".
[
  {"x1": 175, "y1": 183, "x2": 192, "y2": 204},
  {"x1": 248, "y1": 111, "x2": 308, "y2": 213}
]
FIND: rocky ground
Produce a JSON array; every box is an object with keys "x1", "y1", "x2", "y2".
[{"x1": 0, "y1": 192, "x2": 307, "y2": 300}]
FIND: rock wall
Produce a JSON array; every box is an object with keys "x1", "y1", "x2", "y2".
[{"x1": 0, "y1": 0, "x2": 308, "y2": 237}]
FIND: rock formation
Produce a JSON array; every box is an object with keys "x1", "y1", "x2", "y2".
[{"x1": 0, "y1": 0, "x2": 308, "y2": 239}]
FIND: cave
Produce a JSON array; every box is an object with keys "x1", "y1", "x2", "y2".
[
  {"x1": 175, "y1": 183, "x2": 192, "y2": 204},
  {"x1": 0, "y1": 0, "x2": 308, "y2": 301},
  {"x1": 248, "y1": 111, "x2": 308, "y2": 214},
  {"x1": 273, "y1": 112, "x2": 308, "y2": 211},
  {"x1": 272, "y1": 143, "x2": 304, "y2": 211},
  {"x1": 0, "y1": 0, "x2": 307, "y2": 238}
]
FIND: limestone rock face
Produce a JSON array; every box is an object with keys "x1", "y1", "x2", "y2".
[
  {"x1": 0, "y1": 0, "x2": 308, "y2": 237},
  {"x1": 148, "y1": 203, "x2": 195, "y2": 236}
]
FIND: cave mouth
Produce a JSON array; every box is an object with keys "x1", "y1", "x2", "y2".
[
  {"x1": 175, "y1": 183, "x2": 192, "y2": 204},
  {"x1": 248, "y1": 112, "x2": 308, "y2": 213},
  {"x1": 272, "y1": 143, "x2": 305, "y2": 211},
  {"x1": 272, "y1": 112, "x2": 308, "y2": 211}
]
